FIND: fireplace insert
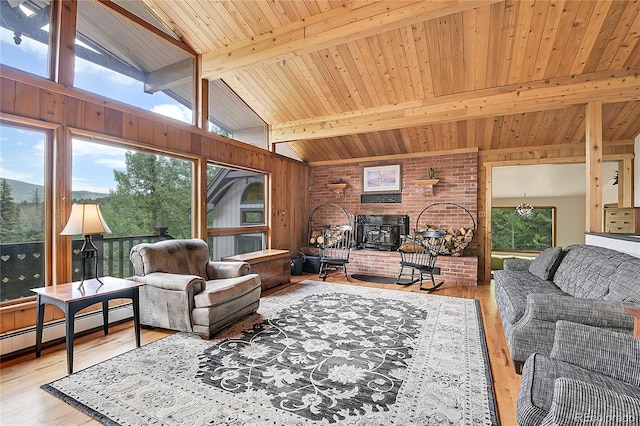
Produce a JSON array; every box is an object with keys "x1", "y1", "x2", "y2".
[{"x1": 354, "y1": 214, "x2": 409, "y2": 251}]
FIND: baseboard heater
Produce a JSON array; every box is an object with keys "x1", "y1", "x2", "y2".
[{"x1": 0, "y1": 303, "x2": 134, "y2": 358}]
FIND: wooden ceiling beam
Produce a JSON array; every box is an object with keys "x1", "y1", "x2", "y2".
[
  {"x1": 200, "y1": 0, "x2": 501, "y2": 80},
  {"x1": 270, "y1": 69, "x2": 640, "y2": 143}
]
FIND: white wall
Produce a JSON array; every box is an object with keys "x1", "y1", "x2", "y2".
[
  {"x1": 492, "y1": 161, "x2": 622, "y2": 242},
  {"x1": 493, "y1": 195, "x2": 586, "y2": 246}
]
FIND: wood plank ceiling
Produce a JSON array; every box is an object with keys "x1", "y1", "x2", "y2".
[{"x1": 139, "y1": 0, "x2": 640, "y2": 163}]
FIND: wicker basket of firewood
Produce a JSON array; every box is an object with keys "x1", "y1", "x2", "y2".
[
  {"x1": 412, "y1": 203, "x2": 476, "y2": 257},
  {"x1": 306, "y1": 203, "x2": 351, "y2": 247}
]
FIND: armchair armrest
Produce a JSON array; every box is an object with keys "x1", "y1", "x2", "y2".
[
  {"x1": 541, "y1": 378, "x2": 640, "y2": 426},
  {"x1": 131, "y1": 272, "x2": 205, "y2": 293},
  {"x1": 207, "y1": 261, "x2": 250, "y2": 279},
  {"x1": 525, "y1": 294, "x2": 636, "y2": 328},
  {"x1": 550, "y1": 320, "x2": 640, "y2": 385}
]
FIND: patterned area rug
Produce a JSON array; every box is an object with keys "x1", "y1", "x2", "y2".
[{"x1": 43, "y1": 280, "x2": 499, "y2": 425}]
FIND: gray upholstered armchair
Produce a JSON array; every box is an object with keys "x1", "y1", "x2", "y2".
[
  {"x1": 517, "y1": 320, "x2": 640, "y2": 426},
  {"x1": 129, "y1": 238, "x2": 261, "y2": 339}
]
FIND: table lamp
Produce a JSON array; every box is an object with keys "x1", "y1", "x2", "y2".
[{"x1": 61, "y1": 203, "x2": 111, "y2": 287}]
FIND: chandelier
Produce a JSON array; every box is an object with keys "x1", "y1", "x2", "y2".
[{"x1": 515, "y1": 194, "x2": 534, "y2": 218}]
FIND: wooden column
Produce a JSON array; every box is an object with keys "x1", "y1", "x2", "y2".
[
  {"x1": 55, "y1": 126, "x2": 73, "y2": 284},
  {"x1": 196, "y1": 56, "x2": 207, "y2": 129},
  {"x1": 194, "y1": 159, "x2": 208, "y2": 241},
  {"x1": 618, "y1": 158, "x2": 634, "y2": 207},
  {"x1": 49, "y1": 0, "x2": 77, "y2": 86},
  {"x1": 585, "y1": 102, "x2": 603, "y2": 232},
  {"x1": 480, "y1": 162, "x2": 492, "y2": 282}
]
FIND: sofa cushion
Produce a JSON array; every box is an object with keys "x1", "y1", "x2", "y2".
[
  {"x1": 517, "y1": 353, "x2": 640, "y2": 426},
  {"x1": 553, "y1": 245, "x2": 640, "y2": 300},
  {"x1": 528, "y1": 247, "x2": 563, "y2": 280},
  {"x1": 194, "y1": 274, "x2": 261, "y2": 308},
  {"x1": 602, "y1": 259, "x2": 640, "y2": 303},
  {"x1": 494, "y1": 270, "x2": 567, "y2": 325}
]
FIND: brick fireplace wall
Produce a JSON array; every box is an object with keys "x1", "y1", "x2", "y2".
[{"x1": 307, "y1": 151, "x2": 478, "y2": 285}]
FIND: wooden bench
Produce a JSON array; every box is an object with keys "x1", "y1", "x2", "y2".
[{"x1": 222, "y1": 249, "x2": 291, "y2": 291}]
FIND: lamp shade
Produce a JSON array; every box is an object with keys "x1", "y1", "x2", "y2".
[{"x1": 60, "y1": 203, "x2": 112, "y2": 235}]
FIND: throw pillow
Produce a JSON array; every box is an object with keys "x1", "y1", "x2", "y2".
[{"x1": 528, "y1": 247, "x2": 563, "y2": 280}]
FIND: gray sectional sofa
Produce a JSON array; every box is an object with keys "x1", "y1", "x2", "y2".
[
  {"x1": 517, "y1": 320, "x2": 640, "y2": 426},
  {"x1": 494, "y1": 244, "x2": 640, "y2": 373}
]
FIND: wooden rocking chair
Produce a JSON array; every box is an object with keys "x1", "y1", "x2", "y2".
[
  {"x1": 395, "y1": 230, "x2": 446, "y2": 291},
  {"x1": 318, "y1": 225, "x2": 353, "y2": 281}
]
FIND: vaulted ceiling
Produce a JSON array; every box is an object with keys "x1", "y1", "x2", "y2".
[{"x1": 138, "y1": 0, "x2": 640, "y2": 163}]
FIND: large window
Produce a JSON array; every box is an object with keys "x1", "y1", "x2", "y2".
[
  {"x1": 73, "y1": 1, "x2": 193, "y2": 124},
  {"x1": 0, "y1": 123, "x2": 47, "y2": 301},
  {"x1": 0, "y1": 0, "x2": 50, "y2": 78},
  {"x1": 206, "y1": 164, "x2": 266, "y2": 259},
  {"x1": 492, "y1": 206, "x2": 556, "y2": 252},
  {"x1": 71, "y1": 138, "x2": 193, "y2": 279},
  {"x1": 206, "y1": 80, "x2": 266, "y2": 144}
]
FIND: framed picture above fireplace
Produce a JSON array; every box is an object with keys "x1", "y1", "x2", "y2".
[{"x1": 363, "y1": 164, "x2": 401, "y2": 192}]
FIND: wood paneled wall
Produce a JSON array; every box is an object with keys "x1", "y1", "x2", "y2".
[
  {"x1": 1, "y1": 65, "x2": 636, "y2": 334},
  {"x1": 0, "y1": 66, "x2": 309, "y2": 334}
]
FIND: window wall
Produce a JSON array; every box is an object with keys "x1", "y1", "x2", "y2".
[
  {"x1": 74, "y1": 1, "x2": 193, "y2": 124},
  {"x1": 71, "y1": 138, "x2": 193, "y2": 279},
  {"x1": 206, "y1": 80, "x2": 266, "y2": 145},
  {"x1": 207, "y1": 164, "x2": 267, "y2": 260},
  {"x1": 0, "y1": 0, "x2": 50, "y2": 78},
  {"x1": 0, "y1": 122, "x2": 47, "y2": 301}
]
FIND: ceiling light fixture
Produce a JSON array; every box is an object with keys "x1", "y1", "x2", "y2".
[{"x1": 515, "y1": 193, "x2": 534, "y2": 218}]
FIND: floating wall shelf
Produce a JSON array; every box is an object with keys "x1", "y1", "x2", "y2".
[
  {"x1": 415, "y1": 178, "x2": 439, "y2": 186},
  {"x1": 415, "y1": 178, "x2": 439, "y2": 196},
  {"x1": 327, "y1": 183, "x2": 348, "y2": 195}
]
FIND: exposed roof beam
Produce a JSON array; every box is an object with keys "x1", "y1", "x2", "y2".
[
  {"x1": 201, "y1": 0, "x2": 500, "y2": 80},
  {"x1": 270, "y1": 69, "x2": 640, "y2": 143},
  {"x1": 96, "y1": 0, "x2": 196, "y2": 57},
  {"x1": 144, "y1": 58, "x2": 193, "y2": 93}
]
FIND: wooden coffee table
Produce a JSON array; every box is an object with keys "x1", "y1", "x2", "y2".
[{"x1": 32, "y1": 277, "x2": 143, "y2": 374}]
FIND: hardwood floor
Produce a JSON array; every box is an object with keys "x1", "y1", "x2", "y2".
[{"x1": 0, "y1": 274, "x2": 520, "y2": 425}]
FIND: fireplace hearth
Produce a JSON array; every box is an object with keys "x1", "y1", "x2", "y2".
[{"x1": 355, "y1": 214, "x2": 409, "y2": 251}]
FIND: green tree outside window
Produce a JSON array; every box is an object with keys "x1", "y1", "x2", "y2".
[{"x1": 492, "y1": 207, "x2": 555, "y2": 252}]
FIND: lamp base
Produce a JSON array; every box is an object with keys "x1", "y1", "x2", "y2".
[{"x1": 78, "y1": 235, "x2": 103, "y2": 289}]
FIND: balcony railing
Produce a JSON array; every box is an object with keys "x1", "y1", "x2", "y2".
[{"x1": 0, "y1": 227, "x2": 172, "y2": 302}]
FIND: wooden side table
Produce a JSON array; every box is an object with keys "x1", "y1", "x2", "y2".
[
  {"x1": 625, "y1": 307, "x2": 640, "y2": 338},
  {"x1": 31, "y1": 277, "x2": 143, "y2": 374}
]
